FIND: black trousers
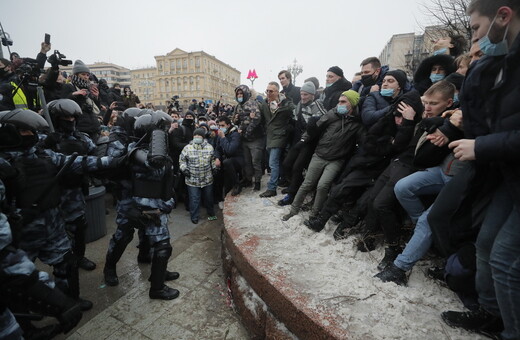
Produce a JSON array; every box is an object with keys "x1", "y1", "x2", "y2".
[
  {"x1": 365, "y1": 160, "x2": 414, "y2": 245},
  {"x1": 282, "y1": 143, "x2": 314, "y2": 195}
]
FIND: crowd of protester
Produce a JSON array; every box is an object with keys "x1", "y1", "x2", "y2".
[{"x1": 0, "y1": 0, "x2": 519, "y2": 338}]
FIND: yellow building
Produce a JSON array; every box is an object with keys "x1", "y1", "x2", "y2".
[
  {"x1": 130, "y1": 67, "x2": 156, "y2": 105},
  {"x1": 151, "y1": 48, "x2": 240, "y2": 110}
]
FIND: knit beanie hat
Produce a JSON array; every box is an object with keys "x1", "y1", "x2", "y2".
[
  {"x1": 305, "y1": 77, "x2": 320, "y2": 90},
  {"x1": 385, "y1": 69, "x2": 408, "y2": 90},
  {"x1": 72, "y1": 60, "x2": 90, "y2": 74},
  {"x1": 193, "y1": 128, "x2": 206, "y2": 137},
  {"x1": 341, "y1": 90, "x2": 360, "y2": 107},
  {"x1": 327, "y1": 66, "x2": 344, "y2": 78},
  {"x1": 300, "y1": 81, "x2": 316, "y2": 95}
]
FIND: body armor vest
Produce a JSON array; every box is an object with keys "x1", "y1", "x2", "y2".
[{"x1": 11, "y1": 156, "x2": 61, "y2": 211}]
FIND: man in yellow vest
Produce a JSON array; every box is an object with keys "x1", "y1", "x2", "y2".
[{"x1": 0, "y1": 58, "x2": 28, "y2": 110}]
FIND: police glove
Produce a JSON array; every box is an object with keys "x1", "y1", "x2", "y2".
[{"x1": 41, "y1": 132, "x2": 61, "y2": 150}]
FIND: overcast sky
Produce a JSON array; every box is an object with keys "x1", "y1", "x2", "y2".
[{"x1": 2, "y1": 0, "x2": 439, "y2": 93}]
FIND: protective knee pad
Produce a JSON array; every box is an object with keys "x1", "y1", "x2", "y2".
[{"x1": 152, "y1": 239, "x2": 172, "y2": 259}]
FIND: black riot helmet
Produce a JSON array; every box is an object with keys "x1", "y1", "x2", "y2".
[
  {"x1": 133, "y1": 111, "x2": 173, "y2": 139},
  {"x1": 116, "y1": 107, "x2": 147, "y2": 135},
  {"x1": 48, "y1": 99, "x2": 82, "y2": 133},
  {"x1": 0, "y1": 109, "x2": 49, "y2": 149}
]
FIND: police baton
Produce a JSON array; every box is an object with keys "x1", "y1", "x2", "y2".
[{"x1": 37, "y1": 86, "x2": 55, "y2": 133}]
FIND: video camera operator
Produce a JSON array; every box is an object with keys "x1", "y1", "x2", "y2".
[
  {"x1": 42, "y1": 50, "x2": 72, "y2": 102},
  {"x1": 61, "y1": 60, "x2": 102, "y2": 141},
  {"x1": 0, "y1": 57, "x2": 31, "y2": 111}
]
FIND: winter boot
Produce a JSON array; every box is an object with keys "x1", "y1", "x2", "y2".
[
  {"x1": 259, "y1": 189, "x2": 276, "y2": 198},
  {"x1": 304, "y1": 214, "x2": 328, "y2": 232},
  {"x1": 253, "y1": 182, "x2": 261, "y2": 191},
  {"x1": 277, "y1": 194, "x2": 294, "y2": 206},
  {"x1": 231, "y1": 183, "x2": 242, "y2": 196},
  {"x1": 441, "y1": 307, "x2": 504, "y2": 337},
  {"x1": 377, "y1": 245, "x2": 401, "y2": 271},
  {"x1": 104, "y1": 233, "x2": 132, "y2": 287},
  {"x1": 149, "y1": 241, "x2": 179, "y2": 300},
  {"x1": 149, "y1": 270, "x2": 180, "y2": 282},
  {"x1": 375, "y1": 263, "x2": 408, "y2": 286}
]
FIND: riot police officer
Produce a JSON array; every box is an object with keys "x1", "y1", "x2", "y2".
[
  {"x1": 103, "y1": 110, "x2": 180, "y2": 300},
  {"x1": 0, "y1": 108, "x2": 120, "y2": 311},
  {"x1": 41, "y1": 98, "x2": 97, "y2": 271}
]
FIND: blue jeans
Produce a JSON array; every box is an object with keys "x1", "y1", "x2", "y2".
[
  {"x1": 394, "y1": 166, "x2": 451, "y2": 223},
  {"x1": 393, "y1": 166, "x2": 452, "y2": 271},
  {"x1": 267, "y1": 147, "x2": 282, "y2": 191},
  {"x1": 476, "y1": 184, "x2": 520, "y2": 340},
  {"x1": 394, "y1": 206, "x2": 433, "y2": 271},
  {"x1": 187, "y1": 185, "x2": 215, "y2": 221}
]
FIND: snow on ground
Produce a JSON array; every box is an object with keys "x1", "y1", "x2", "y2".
[{"x1": 226, "y1": 186, "x2": 487, "y2": 340}]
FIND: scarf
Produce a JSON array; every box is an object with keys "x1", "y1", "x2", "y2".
[{"x1": 71, "y1": 75, "x2": 90, "y2": 90}]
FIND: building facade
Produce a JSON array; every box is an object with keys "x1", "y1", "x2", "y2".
[
  {"x1": 379, "y1": 25, "x2": 450, "y2": 77},
  {"x1": 149, "y1": 48, "x2": 240, "y2": 110}
]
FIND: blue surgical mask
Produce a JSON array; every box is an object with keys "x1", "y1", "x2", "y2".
[
  {"x1": 380, "y1": 88, "x2": 395, "y2": 97},
  {"x1": 237, "y1": 97, "x2": 243, "y2": 103},
  {"x1": 337, "y1": 105, "x2": 349, "y2": 115},
  {"x1": 193, "y1": 137, "x2": 203, "y2": 144},
  {"x1": 479, "y1": 14, "x2": 510, "y2": 56},
  {"x1": 453, "y1": 93, "x2": 459, "y2": 103},
  {"x1": 433, "y1": 47, "x2": 448, "y2": 56},
  {"x1": 178, "y1": 118, "x2": 183, "y2": 124},
  {"x1": 220, "y1": 127, "x2": 227, "y2": 134},
  {"x1": 326, "y1": 83, "x2": 333, "y2": 88},
  {"x1": 430, "y1": 73, "x2": 445, "y2": 83}
]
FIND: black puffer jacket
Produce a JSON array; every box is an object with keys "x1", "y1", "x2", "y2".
[
  {"x1": 461, "y1": 32, "x2": 520, "y2": 206},
  {"x1": 322, "y1": 77, "x2": 352, "y2": 111}
]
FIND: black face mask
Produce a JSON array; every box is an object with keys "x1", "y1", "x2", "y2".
[
  {"x1": 361, "y1": 73, "x2": 377, "y2": 87},
  {"x1": 183, "y1": 118, "x2": 194, "y2": 126},
  {"x1": 20, "y1": 134, "x2": 38, "y2": 149},
  {"x1": 57, "y1": 119, "x2": 76, "y2": 133},
  {"x1": 0, "y1": 68, "x2": 9, "y2": 78}
]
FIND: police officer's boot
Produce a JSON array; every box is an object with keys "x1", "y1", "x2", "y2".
[
  {"x1": 103, "y1": 232, "x2": 132, "y2": 286},
  {"x1": 71, "y1": 215, "x2": 96, "y2": 271},
  {"x1": 149, "y1": 240, "x2": 179, "y2": 300},
  {"x1": 54, "y1": 253, "x2": 93, "y2": 311}
]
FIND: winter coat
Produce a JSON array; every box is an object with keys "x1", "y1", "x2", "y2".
[
  {"x1": 122, "y1": 93, "x2": 140, "y2": 108},
  {"x1": 305, "y1": 107, "x2": 365, "y2": 162},
  {"x1": 263, "y1": 96, "x2": 295, "y2": 149},
  {"x1": 214, "y1": 126, "x2": 242, "y2": 160},
  {"x1": 281, "y1": 82, "x2": 301, "y2": 105},
  {"x1": 293, "y1": 100, "x2": 327, "y2": 142},
  {"x1": 61, "y1": 83, "x2": 101, "y2": 138},
  {"x1": 234, "y1": 85, "x2": 266, "y2": 142},
  {"x1": 413, "y1": 54, "x2": 456, "y2": 95},
  {"x1": 361, "y1": 91, "x2": 394, "y2": 127},
  {"x1": 108, "y1": 87, "x2": 122, "y2": 104},
  {"x1": 179, "y1": 140, "x2": 216, "y2": 187},
  {"x1": 460, "y1": 32, "x2": 520, "y2": 206},
  {"x1": 352, "y1": 65, "x2": 389, "y2": 108},
  {"x1": 321, "y1": 77, "x2": 352, "y2": 111}
]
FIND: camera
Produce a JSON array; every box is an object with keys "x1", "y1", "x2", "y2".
[
  {"x1": 15, "y1": 58, "x2": 42, "y2": 79},
  {"x1": 47, "y1": 50, "x2": 72, "y2": 68}
]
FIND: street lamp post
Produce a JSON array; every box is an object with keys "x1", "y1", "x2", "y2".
[{"x1": 287, "y1": 59, "x2": 303, "y2": 86}]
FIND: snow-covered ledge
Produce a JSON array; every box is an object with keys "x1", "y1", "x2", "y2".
[{"x1": 221, "y1": 189, "x2": 484, "y2": 340}]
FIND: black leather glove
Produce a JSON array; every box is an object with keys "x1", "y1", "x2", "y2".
[
  {"x1": 42, "y1": 132, "x2": 60, "y2": 150},
  {"x1": 182, "y1": 168, "x2": 191, "y2": 178}
]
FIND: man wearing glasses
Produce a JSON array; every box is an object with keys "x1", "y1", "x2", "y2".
[{"x1": 259, "y1": 82, "x2": 295, "y2": 198}]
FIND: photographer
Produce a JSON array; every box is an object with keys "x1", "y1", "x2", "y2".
[
  {"x1": 122, "y1": 86, "x2": 140, "y2": 108},
  {"x1": 42, "y1": 50, "x2": 71, "y2": 102},
  {"x1": 61, "y1": 60, "x2": 101, "y2": 141},
  {"x1": 0, "y1": 58, "x2": 29, "y2": 111}
]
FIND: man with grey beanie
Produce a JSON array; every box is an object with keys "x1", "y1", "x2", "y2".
[{"x1": 279, "y1": 81, "x2": 326, "y2": 206}]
